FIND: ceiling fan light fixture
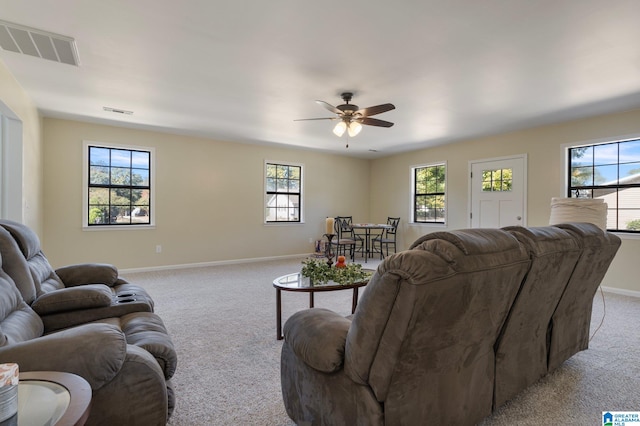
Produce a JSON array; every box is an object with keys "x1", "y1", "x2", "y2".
[
  {"x1": 297, "y1": 93, "x2": 395, "y2": 142},
  {"x1": 333, "y1": 121, "x2": 347, "y2": 137},
  {"x1": 348, "y1": 121, "x2": 362, "y2": 137}
]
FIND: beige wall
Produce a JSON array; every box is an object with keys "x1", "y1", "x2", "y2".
[
  {"x1": 0, "y1": 61, "x2": 43, "y2": 233},
  {"x1": 42, "y1": 118, "x2": 371, "y2": 269},
  {"x1": 371, "y1": 108, "x2": 640, "y2": 293},
  {"x1": 6, "y1": 59, "x2": 636, "y2": 292}
]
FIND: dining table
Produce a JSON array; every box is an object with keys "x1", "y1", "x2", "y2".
[{"x1": 351, "y1": 223, "x2": 392, "y2": 262}]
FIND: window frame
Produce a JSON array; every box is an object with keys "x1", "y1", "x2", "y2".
[
  {"x1": 264, "y1": 160, "x2": 304, "y2": 224},
  {"x1": 82, "y1": 141, "x2": 156, "y2": 230},
  {"x1": 565, "y1": 136, "x2": 640, "y2": 234},
  {"x1": 411, "y1": 161, "x2": 447, "y2": 225}
]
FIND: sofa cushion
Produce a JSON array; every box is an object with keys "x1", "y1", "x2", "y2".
[
  {"x1": 28, "y1": 254, "x2": 65, "y2": 293},
  {"x1": 0, "y1": 220, "x2": 41, "y2": 260},
  {"x1": 0, "y1": 227, "x2": 38, "y2": 304},
  {"x1": 493, "y1": 225, "x2": 582, "y2": 408},
  {"x1": 31, "y1": 284, "x2": 113, "y2": 315},
  {"x1": 98, "y1": 312, "x2": 178, "y2": 380},
  {"x1": 1, "y1": 323, "x2": 126, "y2": 389},
  {"x1": 0, "y1": 271, "x2": 43, "y2": 345},
  {"x1": 284, "y1": 308, "x2": 351, "y2": 373},
  {"x1": 56, "y1": 264, "x2": 119, "y2": 287},
  {"x1": 547, "y1": 223, "x2": 622, "y2": 371}
]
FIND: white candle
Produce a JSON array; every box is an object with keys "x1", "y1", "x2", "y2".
[{"x1": 326, "y1": 217, "x2": 334, "y2": 235}]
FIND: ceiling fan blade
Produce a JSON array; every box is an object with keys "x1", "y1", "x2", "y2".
[
  {"x1": 359, "y1": 117, "x2": 394, "y2": 128},
  {"x1": 355, "y1": 103, "x2": 395, "y2": 117},
  {"x1": 315, "y1": 100, "x2": 343, "y2": 115},
  {"x1": 293, "y1": 117, "x2": 338, "y2": 121}
]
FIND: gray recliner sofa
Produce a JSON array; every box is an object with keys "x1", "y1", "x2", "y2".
[
  {"x1": 0, "y1": 219, "x2": 155, "y2": 332},
  {"x1": 280, "y1": 223, "x2": 621, "y2": 425},
  {"x1": 0, "y1": 220, "x2": 177, "y2": 425}
]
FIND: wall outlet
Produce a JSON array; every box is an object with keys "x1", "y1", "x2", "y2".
[
  {"x1": 308, "y1": 237, "x2": 314, "y2": 244},
  {"x1": 155, "y1": 245, "x2": 162, "y2": 253}
]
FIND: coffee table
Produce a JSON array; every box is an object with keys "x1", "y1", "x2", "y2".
[
  {"x1": 273, "y1": 271, "x2": 372, "y2": 340},
  {"x1": 15, "y1": 371, "x2": 91, "y2": 426}
]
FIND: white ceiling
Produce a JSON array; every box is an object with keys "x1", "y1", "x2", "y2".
[{"x1": 1, "y1": 1, "x2": 639, "y2": 158}]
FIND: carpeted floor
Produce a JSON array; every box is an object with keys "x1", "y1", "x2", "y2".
[{"x1": 122, "y1": 257, "x2": 640, "y2": 425}]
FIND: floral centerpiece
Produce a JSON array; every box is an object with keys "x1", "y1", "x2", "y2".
[{"x1": 301, "y1": 257, "x2": 373, "y2": 285}]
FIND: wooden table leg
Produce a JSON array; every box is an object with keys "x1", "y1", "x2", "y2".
[
  {"x1": 352, "y1": 287, "x2": 359, "y2": 314},
  {"x1": 276, "y1": 288, "x2": 283, "y2": 340}
]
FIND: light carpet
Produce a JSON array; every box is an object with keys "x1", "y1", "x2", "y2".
[{"x1": 122, "y1": 257, "x2": 640, "y2": 425}]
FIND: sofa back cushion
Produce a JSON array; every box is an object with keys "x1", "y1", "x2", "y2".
[
  {"x1": 344, "y1": 228, "x2": 531, "y2": 425},
  {"x1": 547, "y1": 223, "x2": 621, "y2": 371},
  {"x1": 494, "y1": 225, "x2": 582, "y2": 408},
  {"x1": 0, "y1": 220, "x2": 64, "y2": 295},
  {"x1": 0, "y1": 227, "x2": 38, "y2": 304},
  {"x1": 0, "y1": 265, "x2": 44, "y2": 346},
  {"x1": 26, "y1": 254, "x2": 65, "y2": 294}
]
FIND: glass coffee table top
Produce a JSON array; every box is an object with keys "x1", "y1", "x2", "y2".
[
  {"x1": 274, "y1": 270, "x2": 374, "y2": 290},
  {"x1": 15, "y1": 371, "x2": 92, "y2": 426},
  {"x1": 18, "y1": 380, "x2": 70, "y2": 425},
  {"x1": 273, "y1": 270, "x2": 374, "y2": 340}
]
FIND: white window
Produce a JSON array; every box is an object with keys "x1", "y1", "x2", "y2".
[
  {"x1": 83, "y1": 142, "x2": 155, "y2": 228},
  {"x1": 567, "y1": 138, "x2": 640, "y2": 232},
  {"x1": 412, "y1": 162, "x2": 446, "y2": 224},
  {"x1": 265, "y1": 162, "x2": 302, "y2": 223}
]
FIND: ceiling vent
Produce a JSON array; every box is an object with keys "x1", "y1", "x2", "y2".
[{"x1": 0, "y1": 20, "x2": 79, "y2": 66}]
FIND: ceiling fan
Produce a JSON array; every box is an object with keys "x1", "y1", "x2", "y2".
[{"x1": 295, "y1": 92, "x2": 395, "y2": 138}]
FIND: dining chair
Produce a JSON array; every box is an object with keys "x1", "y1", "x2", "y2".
[
  {"x1": 372, "y1": 217, "x2": 400, "y2": 259},
  {"x1": 332, "y1": 216, "x2": 361, "y2": 261}
]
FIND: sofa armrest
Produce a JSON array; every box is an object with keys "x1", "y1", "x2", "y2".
[
  {"x1": 0, "y1": 323, "x2": 126, "y2": 389},
  {"x1": 283, "y1": 308, "x2": 351, "y2": 373},
  {"x1": 31, "y1": 284, "x2": 113, "y2": 315},
  {"x1": 55, "y1": 263, "x2": 119, "y2": 287}
]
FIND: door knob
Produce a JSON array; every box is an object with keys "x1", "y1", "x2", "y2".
[{"x1": 516, "y1": 216, "x2": 522, "y2": 220}]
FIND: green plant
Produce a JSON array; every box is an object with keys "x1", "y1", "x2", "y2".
[
  {"x1": 626, "y1": 219, "x2": 640, "y2": 231},
  {"x1": 301, "y1": 258, "x2": 373, "y2": 285},
  {"x1": 89, "y1": 207, "x2": 104, "y2": 224}
]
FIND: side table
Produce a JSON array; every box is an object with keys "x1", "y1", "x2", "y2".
[{"x1": 8, "y1": 371, "x2": 91, "y2": 426}]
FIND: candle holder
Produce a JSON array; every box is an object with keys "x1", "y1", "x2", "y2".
[{"x1": 323, "y1": 233, "x2": 335, "y2": 267}]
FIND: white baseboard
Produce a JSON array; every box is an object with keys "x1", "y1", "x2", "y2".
[
  {"x1": 601, "y1": 286, "x2": 640, "y2": 298},
  {"x1": 119, "y1": 253, "x2": 307, "y2": 274}
]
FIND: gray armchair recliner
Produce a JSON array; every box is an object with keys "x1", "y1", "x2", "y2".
[
  {"x1": 0, "y1": 219, "x2": 155, "y2": 332},
  {"x1": 282, "y1": 228, "x2": 532, "y2": 425},
  {"x1": 0, "y1": 220, "x2": 177, "y2": 425}
]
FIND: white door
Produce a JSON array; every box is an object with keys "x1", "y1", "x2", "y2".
[{"x1": 470, "y1": 155, "x2": 527, "y2": 228}]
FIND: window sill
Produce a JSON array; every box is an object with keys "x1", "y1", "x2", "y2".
[
  {"x1": 409, "y1": 222, "x2": 446, "y2": 227},
  {"x1": 611, "y1": 231, "x2": 640, "y2": 240},
  {"x1": 83, "y1": 225, "x2": 156, "y2": 231}
]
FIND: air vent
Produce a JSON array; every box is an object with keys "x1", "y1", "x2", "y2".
[{"x1": 0, "y1": 20, "x2": 79, "y2": 66}]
